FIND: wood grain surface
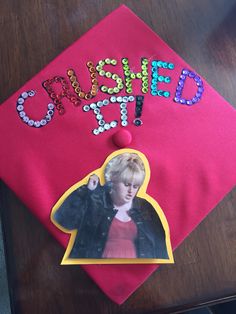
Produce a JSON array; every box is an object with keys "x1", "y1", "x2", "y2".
[{"x1": 0, "y1": 0, "x2": 236, "y2": 313}]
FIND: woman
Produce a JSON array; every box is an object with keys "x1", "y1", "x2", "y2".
[{"x1": 53, "y1": 152, "x2": 169, "y2": 259}]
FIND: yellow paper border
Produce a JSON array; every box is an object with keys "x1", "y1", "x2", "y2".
[{"x1": 51, "y1": 148, "x2": 174, "y2": 264}]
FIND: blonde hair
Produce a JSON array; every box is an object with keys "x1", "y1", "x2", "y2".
[{"x1": 105, "y1": 153, "x2": 145, "y2": 186}]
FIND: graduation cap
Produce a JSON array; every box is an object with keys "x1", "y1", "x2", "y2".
[{"x1": 0, "y1": 5, "x2": 236, "y2": 304}]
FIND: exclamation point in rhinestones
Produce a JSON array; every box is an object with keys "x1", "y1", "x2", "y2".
[{"x1": 133, "y1": 95, "x2": 144, "y2": 126}]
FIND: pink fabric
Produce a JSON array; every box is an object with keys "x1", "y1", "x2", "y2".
[
  {"x1": 102, "y1": 218, "x2": 137, "y2": 258},
  {"x1": 0, "y1": 5, "x2": 236, "y2": 304}
]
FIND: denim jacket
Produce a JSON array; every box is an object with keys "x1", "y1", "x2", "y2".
[{"x1": 53, "y1": 184, "x2": 169, "y2": 259}]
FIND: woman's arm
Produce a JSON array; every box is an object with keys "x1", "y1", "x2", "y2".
[
  {"x1": 53, "y1": 185, "x2": 89, "y2": 230},
  {"x1": 53, "y1": 175, "x2": 101, "y2": 230}
]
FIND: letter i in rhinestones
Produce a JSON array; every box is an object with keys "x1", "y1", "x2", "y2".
[{"x1": 83, "y1": 98, "x2": 118, "y2": 135}]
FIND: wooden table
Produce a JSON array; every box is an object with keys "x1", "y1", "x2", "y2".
[{"x1": 1, "y1": 0, "x2": 236, "y2": 313}]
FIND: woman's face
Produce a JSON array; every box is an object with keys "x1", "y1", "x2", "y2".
[{"x1": 111, "y1": 181, "x2": 140, "y2": 206}]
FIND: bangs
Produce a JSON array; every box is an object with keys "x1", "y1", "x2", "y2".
[{"x1": 119, "y1": 167, "x2": 145, "y2": 186}]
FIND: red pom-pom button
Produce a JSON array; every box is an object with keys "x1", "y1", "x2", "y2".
[{"x1": 112, "y1": 129, "x2": 132, "y2": 148}]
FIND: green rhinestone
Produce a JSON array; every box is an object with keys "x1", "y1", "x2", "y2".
[
  {"x1": 142, "y1": 70, "x2": 148, "y2": 76},
  {"x1": 96, "y1": 65, "x2": 102, "y2": 71},
  {"x1": 116, "y1": 78, "x2": 123, "y2": 83},
  {"x1": 101, "y1": 85, "x2": 108, "y2": 92},
  {"x1": 111, "y1": 59, "x2": 117, "y2": 65},
  {"x1": 136, "y1": 73, "x2": 142, "y2": 78},
  {"x1": 125, "y1": 70, "x2": 131, "y2": 76},
  {"x1": 142, "y1": 76, "x2": 148, "y2": 82},
  {"x1": 142, "y1": 58, "x2": 148, "y2": 65},
  {"x1": 105, "y1": 58, "x2": 111, "y2": 64},
  {"x1": 163, "y1": 91, "x2": 170, "y2": 97},
  {"x1": 112, "y1": 74, "x2": 118, "y2": 80},
  {"x1": 130, "y1": 73, "x2": 136, "y2": 79},
  {"x1": 168, "y1": 63, "x2": 175, "y2": 69},
  {"x1": 126, "y1": 82, "x2": 132, "y2": 88},
  {"x1": 143, "y1": 81, "x2": 148, "y2": 87},
  {"x1": 141, "y1": 65, "x2": 147, "y2": 70},
  {"x1": 122, "y1": 58, "x2": 128, "y2": 65},
  {"x1": 127, "y1": 88, "x2": 132, "y2": 93},
  {"x1": 118, "y1": 83, "x2": 124, "y2": 89},
  {"x1": 105, "y1": 72, "x2": 112, "y2": 78},
  {"x1": 98, "y1": 60, "x2": 105, "y2": 66},
  {"x1": 123, "y1": 64, "x2": 129, "y2": 70},
  {"x1": 108, "y1": 88, "x2": 114, "y2": 94},
  {"x1": 113, "y1": 87, "x2": 119, "y2": 93},
  {"x1": 142, "y1": 87, "x2": 148, "y2": 93},
  {"x1": 99, "y1": 70, "x2": 105, "y2": 76}
]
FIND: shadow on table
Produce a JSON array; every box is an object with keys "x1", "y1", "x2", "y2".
[{"x1": 182, "y1": 300, "x2": 236, "y2": 314}]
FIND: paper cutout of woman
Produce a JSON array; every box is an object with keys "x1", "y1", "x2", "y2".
[{"x1": 53, "y1": 152, "x2": 170, "y2": 259}]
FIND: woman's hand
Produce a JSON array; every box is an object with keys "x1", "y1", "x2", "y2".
[{"x1": 87, "y1": 174, "x2": 100, "y2": 191}]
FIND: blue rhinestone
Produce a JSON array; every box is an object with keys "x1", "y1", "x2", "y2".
[
  {"x1": 40, "y1": 119, "x2": 47, "y2": 126},
  {"x1": 192, "y1": 96, "x2": 199, "y2": 103},
  {"x1": 45, "y1": 115, "x2": 52, "y2": 122},
  {"x1": 23, "y1": 116, "x2": 29, "y2": 123},
  {"x1": 28, "y1": 120, "x2": 34, "y2": 126},
  {"x1": 180, "y1": 98, "x2": 186, "y2": 104},
  {"x1": 188, "y1": 71, "x2": 195, "y2": 78},
  {"x1": 168, "y1": 63, "x2": 174, "y2": 69},
  {"x1": 164, "y1": 77, "x2": 171, "y2": 83},
  {"x1": 21, "y1": 92, "x2": 28, "y2": 99},
  {"x1": 48, "y1": 103, "x2": 55, "y2": 110},
  {"x1": 47, "y1": 110, "x2": 54, "y2": 116},
  {"x1": 158, "y1": 76, "x2": 165, "y2": 82},
  {"x1": 17, "y1": 98, "x2": 24, "y2": 105},
  {"x1": 174, "y1": 97, "x2": 180, "y2": 102},
  {"x1": 176, "y1": 86, "x2": 183, "y2": 91},
  {"x1": 194, "y1": 76, "x2": 201, "y2": 82},
  {"x1": 34, "y1": 121, "x2": 41, "y2": 128},
  {"x1": 19, "y1": 111, "x2": 26, "y2": 118},
  {"x1": 182, "y1": 69, "x2": 189, "y2": 75},
  {"x1": 197, "y1": 81, "x2": 203, "y2": 87},
  {"x1": 178, "y1": 80, "x2": 184, "y2": 86},
  {"x1": 17, "y1": 105, "x2": 24, "y2": 111}
]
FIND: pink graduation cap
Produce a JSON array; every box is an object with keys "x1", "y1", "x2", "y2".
[{"x1": 0, "y1": 5, "x2": 236, "y2": 304}]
